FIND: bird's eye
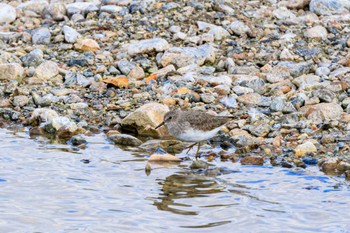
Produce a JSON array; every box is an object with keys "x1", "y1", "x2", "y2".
[{"x1": 168, "y1": 116, "x2": 172, "y2": 120}]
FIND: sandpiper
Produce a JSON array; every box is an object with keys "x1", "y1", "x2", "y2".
[{"x1": 155, "y1": 110, "x2": 234, "y2": 157}]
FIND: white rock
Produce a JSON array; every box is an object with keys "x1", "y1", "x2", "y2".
[
  {"x1": 100, "y1": 5, "x2": 123, "y2": 13},
  {"x1": 127, "y1": 38, "x2": 170, "y2": 56},
  {"x1": 227, "y1": 20, "x2": 250, "y2": 36},
  {"x1": 63, "y1": 26, "x2": 81, "y2": 43},
  {"x1": 52, "y1": 116, "x2": 78, "y2": 132},
  {"x1": 31, "y1": 108, "x2": 59, "y2": 124},
  {"x1": 0, "y1": 3, "x2": 17, "y2": 23}
]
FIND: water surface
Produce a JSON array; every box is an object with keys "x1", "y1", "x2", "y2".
[{"x1": 0, "y1": 128, "x2": 349, "y2": 232}]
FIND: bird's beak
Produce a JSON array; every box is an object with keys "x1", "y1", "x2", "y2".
[{"x1": 155, "y1": 121, "x2": 164, "y2": 129}]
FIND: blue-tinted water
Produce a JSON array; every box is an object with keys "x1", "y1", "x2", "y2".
[{"x1": 0, "y1": 128, "x2": 349, "y2": 232}]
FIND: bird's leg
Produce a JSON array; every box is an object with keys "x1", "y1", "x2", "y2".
[
  {"x1": 185, "y1": 142, "x2": 197, "y2": 154},
  {"x1": 195, "y1": 142, "x2": 201, "y2": 159}
]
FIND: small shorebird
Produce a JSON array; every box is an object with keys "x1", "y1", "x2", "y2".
[{"x1": 155, "y1": 110, "x2": 234, "y2": 157}]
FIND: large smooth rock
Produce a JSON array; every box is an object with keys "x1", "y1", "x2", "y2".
[
  {"x1": 34, "y1": 61, "x2": 59, "y2": 80},
  {"x1": 295, "y1": 141, "x2": 317, "y2": 157},
  {"x1": 300, "y1": 103, "x2": 344, "y2": 124},
  {"x1": 0, "y1": 63, "x2": 24, "y2": 81},
  {"x1": 121, "y1": 103, "x2": 169, "y2": 137},
  {"x1": 0, "y1": 3, "x2": 17, "y2": 23},
  {"x1": 127, "y1": 38, "x2": 169, "y2": 56},
  {"x1": 310, "y1": 0, "x2": 346, "y2": 16},
  {"x1": 160, "y1": 44, "x2": 216, "y2": 68}
]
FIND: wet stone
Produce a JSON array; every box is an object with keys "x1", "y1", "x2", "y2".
[
  {"x1": 241, "y1": 155, "x2": 264, "y2": 166},
  {"x1": 69, "y1": 135, "x2": 87, "y2": 146},
  {"x1": 109, "y1": 134, "x2": 142, "y2": 146}
]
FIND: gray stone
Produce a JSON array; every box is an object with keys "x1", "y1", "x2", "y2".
[
  {"x1": 233, "y1": 75, "x2": 266, "y2": 94},
  {"x1": 0, "y1": 3, "x2": 17, "y2": 23},
  {"x1": 249, "y1": 122, "x2": 271, "y2": 137},
  {"x1": 304, "y1": 26, "x2": 328, "y2": 39},
  {"x1": 63, "y1": 26, "x2": 81, "y2": 43},
  {"x1": 13, "y1": 95, "x2": 29, "y2": 107},
  {"x1": 109, "y1": 134, "x2": 142, "y2": 146},
  {"x1": 43, "y1": 3, "x2": 67, "y2": 21},
  {"x1": 0, "y1": 63, "x2": 24, "y2": 81},
  {"x1": 127, "y1": 38, "x2": 170, "y2": 56},
  {"x1": 310, "y1": 0, "x2": 345, "y2": 16},
  {"x1": 117, "y1": 59, "x2": 135, "y2": 75},
  {"x1": 315, "y1": 66, "x2": 330, "y2": 76},
  {"x1": 69, "y1": 135, "x2": 87, "y2": 146},
  {"x1": 200, "y1": 94, "x2": 216, "y2": 104},
  {"x1": 20, "y1": 49, "x2": 44, "y2": 67},
  {"x1": 227, "y1": 20, "x2": 251, "y2": 36},
  {"x1": 102, "y1": 0, "x2": 132, "y2": 6},
  {"x1": 197, "y1": 21, "x2": 230, "y2": 40},
  {"x1": 313, "y1": 89, "x2": 335, "y2": 103},
  {"x1": 293, "y1": 74, "x2": 321, "y2": 90},
  {"x1": 232, "y1": 86, "x2": 254, "y2": 95},
  {"x1": 100, "y1": 5, "x2": 123, "y2": 13},
  {"x1": 266, "y1": 66, "x2": 290, "y2": 83},
  {"x1": 277, "y1": 61, "x2": 313, "y2": 77},
  {"x1": 66, "y1": 2, "x2": 98, "y2": 16},
  {"x1": 32, "y1": 27, "x2": 51, "y2": 45},
  {"x1": 270, "y1": 96, "x2": 287, "y2": 112},
  {"x1": 160, "y1": 44, "x2": 216, "y2": 68},
  {"x1": 35, "y1": 61, "x2": 59, "y2": 80},
  {"x1": 17, "y1": 0, "x2": 49, "y2": 14}
]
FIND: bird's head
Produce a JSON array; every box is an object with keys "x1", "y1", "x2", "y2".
[{"x1": 155, "y1": 110, "x2": 179, "y2": 129}]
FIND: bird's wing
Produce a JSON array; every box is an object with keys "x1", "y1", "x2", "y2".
[{"x1": 182, "y1": 111, "x2": 233, "y2": 131}]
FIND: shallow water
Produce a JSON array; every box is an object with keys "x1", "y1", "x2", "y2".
[{"x1": 0, "y1": 128, "x2": 349, "y2": 233}]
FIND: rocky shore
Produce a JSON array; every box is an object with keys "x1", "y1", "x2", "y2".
[{"x1": 0, "y1": 0, "x2": 350, "y2": 179}]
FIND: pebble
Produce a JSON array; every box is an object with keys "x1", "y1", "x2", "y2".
[
  {"x1": 127, "y1": 38, "x2": 170, "y2": 56},
  {"x1": 63, "y1": 26, "x2": 81, "y2": 43},
  {"x1": 0, "y1": 3, "x2": 17, "y2": 23},
  {"x1": 32, "y1": 27, "x2": 51, "y2": 45}
]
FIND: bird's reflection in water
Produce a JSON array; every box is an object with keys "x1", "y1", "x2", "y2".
[
  {"x1": 153, "y1": 167, "x2": 277, "y2": 217},
  {"x1": 153, "y1": 172, "x2": 225, "y2": 215}
]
